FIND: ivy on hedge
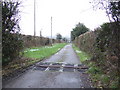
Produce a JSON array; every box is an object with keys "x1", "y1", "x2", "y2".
[{"x1": 2, "y1": 1, "x2": 23, "y2": 65}]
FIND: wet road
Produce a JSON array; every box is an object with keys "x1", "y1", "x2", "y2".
[
  {"x1": 42, "y1": 44, "x2": 81, "y2": 64},
  {"x1": 3, "y1": 44, "x2": 92, "y2": 88}
]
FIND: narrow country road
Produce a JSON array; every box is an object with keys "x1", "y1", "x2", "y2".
[
  {"x1": 42, "y1": 44, "x2": 81, "y2": 64},
  {"x1": 3, "y1": 44, "x2": 92, "y2": 88}
]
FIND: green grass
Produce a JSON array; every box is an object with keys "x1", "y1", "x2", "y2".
[
  {"x1": 72, "y1": 44, "x2": 119, "y2": 88},
  {"x1": 23, "y1": 43, "x2": 67, "y2": 59},
  {"x1": 3, "y1": 43, "x2": 67, "y2": 76},
  {"x1": 72, "y1": 44, "x2": 91, "y2": 62},
  {"x1": 86, "y1": 61, "x2": 118, "y2": 88}
]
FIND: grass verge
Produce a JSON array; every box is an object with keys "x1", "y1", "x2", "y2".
[
  {"x1": 3, "y1": 43, "x2": 67, "y2": 76},
  {"x1": 23, "y1": 43, "x2": 67, "y2": 59},
  {"x1": 86, "y1": 61, "x2": 119, "y2": 88},
  {"x1": 72, "y1": 44, "x2": 91, "y2": 62},
  {"x1": 72, "y1": 44, "x2": 119, "y2": 88}
]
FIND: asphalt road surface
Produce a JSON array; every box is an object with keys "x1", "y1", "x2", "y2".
[{"x1": 3, "y1": 44, "x2": 92, "y2": 88}]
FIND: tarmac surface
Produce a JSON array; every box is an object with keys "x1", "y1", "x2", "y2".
[{"x1": 3, "y1": 44, "x2": 92, "y2": 88}]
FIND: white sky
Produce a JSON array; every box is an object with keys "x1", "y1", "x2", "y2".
[{"x1": 19, "y1": 0, "x2": 109, "y2": 39}]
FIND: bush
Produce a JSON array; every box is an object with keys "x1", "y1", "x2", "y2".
[
  {"x1": 74, "y1": 30, "x2": 99, "y2": 56},
  {"x1": 2, "y1": 1, "x2": 23, "y2": 65},
  {"x1": 2, "y1": 33, "x2": 23, "y2": 65},
  {"x1": 74, "y1": 22, "x2": 120, "y2": 88}
]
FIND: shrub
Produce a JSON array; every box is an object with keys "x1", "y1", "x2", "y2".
[
  {"x1": 74, "y1": 22, "x2": 120, "y2": 88},
  {"x1": 2, "y1": 1, "x2": 23, "y2": 65}
]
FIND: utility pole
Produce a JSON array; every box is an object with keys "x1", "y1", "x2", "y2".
[
  {"x1": 40, "y1": 31, "x2": 42, "y2": 37},
  {"x1": 34, "y1": 0, "x2": 36, "y2": 36},
  {"x1": 40, "y1": 29, "x2": 42, "y2": 37},
  {"x1": 40, "y1": 30, "x2": 42, "y2": 45},
  {"x1": 51, "y1": 16, "x2": 52, "y2": 45}
]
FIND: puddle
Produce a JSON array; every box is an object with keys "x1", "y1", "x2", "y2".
[
  {"x1": 65, "y1": 64, "x2": 74, "y2": 67},
  {"x1": 49, "y1": 67, "x2": 60, "y2": 71},
  {"x1": 77, "y1": 68, "x2": 86, "y2": 72},
  {"x1": 63, "y1": 68, "x2": 74, "y2": 72},
  {"x1": 52, "y1": 63, "x2": 63, "y2": 66},
  {"x1": 39, "y1": 62, "x2": 51, "y2": 65},
  {"x1": 34, "y1": 67, "x2": 47, "y2": 71},
  {"x1": 78, "y1": 64, "x2": 83, "y2": 67}
]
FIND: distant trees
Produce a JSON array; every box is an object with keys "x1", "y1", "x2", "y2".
[
  {"x1": 56, "y1": 33, "x2": 62, "y2": 41},
  {"x1": 2, "y1": 0, "x2": 23, "y2": 65},
  {"x1": 62, "y1": 37, "x2": 68, "y2": 42},
  {"x1": 71, "y1": 22, "x2": 89, "y2": 41}
]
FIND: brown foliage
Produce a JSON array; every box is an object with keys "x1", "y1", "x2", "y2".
[
  {"x1": 20, "y1": 34, "x2": 60, "y2": 48},
  {"x1": 74, "y1": 26, "x2": 119, "y2": 88}
]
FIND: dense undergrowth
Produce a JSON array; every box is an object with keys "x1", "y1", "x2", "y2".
[
  {"x1": 73, "y1": 44, "x2": 119, "y2": 88},
  {"x1": 74, "y1": 22, "x2": 119, "y2": 88},
  {"x1": 2, "y1": 1, "x2": 23, "y2": 65}
]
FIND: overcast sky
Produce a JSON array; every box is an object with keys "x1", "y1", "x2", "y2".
[{"x1": 19, "y1": 0, "x2": 109, "y2": 39}]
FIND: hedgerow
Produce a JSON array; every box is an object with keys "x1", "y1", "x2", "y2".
[
  {"x1": 74, "y1": 22, "x2": 120, "y2": 88},
  {"x1": 2, "y1": 1, "x2": 23, "y2": 65}
]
